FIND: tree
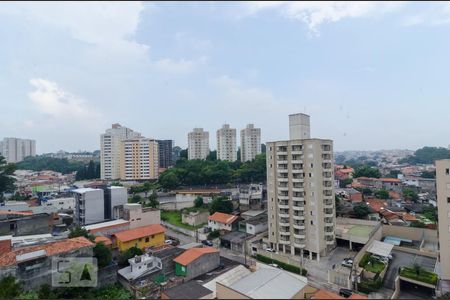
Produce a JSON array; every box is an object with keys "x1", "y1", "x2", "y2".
[
  {"x1": 194, "y1": 196, "x2": 204, "y2": 208},
  {"x1": 403, "y1": 188, "x2": 418, "y2": 202},
  {"x1": 400, "y1": 147, "x2": 450, "y2": 165},
  {"x1": 0, "y1": 276, "x2": 22, "y2": 298},
  {"x1": 128, "y1": 194, "x2": 142, "y2": 204},
  {"x1": 412, "y1": 263, "x2": 424, "y2": 276},
  {"x1": 158, "y1": 171, "x2": 180, "y2": 190},
  {"x1": 421, "y1": 171, "x2": 436, "y2": 179},
  {"x1": 422, "y1": 205, "x2": 437, "y2": 222},
  {"x1": 94, "y1": 242, "x2": 112, "y2": 268},
  {"x1": 209, "y1": 196, "x2": 233, "y2": 214},
  {"x1": 353, "y1": 165, "x2": 381, "y2": 178},
  {"x1": 410, "y1": 221, "x2": 426, "y2": 228},
  {"x1": 119, "y1": 246, "x2": 143, "y2": 267},
  {"x1": 386, "y1": 170, "x2": 401, "y2": 178},
  {"x1": 353, "y1": 203, "x2": 371, "y2": 219},
  {"x1": 339, "y1": 178, "x2": 353, "y2": 188},
  {"x1": 16, "y1": 156, "x2": 84, "y2": 174},
  {"x1": 68, "y1": 226, "x2": 95, "y2": 241},
  {"x1": 374, "y1": 189, "x2": 389, "y2": 199},
  {"x1": 0, "y1": 156, "x2": 16, "y2": 202},
  {"x1": 179, "y1": 149, "x2": 188, "y2": 159},
  {"x1": 206, "y1": 150, "x2": 217, "y2": 161},
  {"x1": 146, "y1": 191, "x2": 159, "y2": 208}
]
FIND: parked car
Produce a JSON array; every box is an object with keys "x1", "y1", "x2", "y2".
[
  {"x1": 165, "y1": 239, "x2": 173, "y2": 245},
  {"x1": 266, "y1": 248, "x2": 275, "y2": 252},
  {"x1": 269, "y1": 263, "x2": 279, "y2": 268},
  {"x1": 202, "y1": 240, "x2": 213, "y2": 247},
  {"x1": 372, "y1": 254, "x2": 389, "y2": 263},
  {"x1": 341, "y1": 258, "x2": 353, "y2": 268},
  {"x1": 339, "y1": 288, "x2": 353, "y2": 298}
]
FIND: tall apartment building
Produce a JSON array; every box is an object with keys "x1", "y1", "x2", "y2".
[
  {"x1": 266, "y1": 113, "x2": 335, "y2": 261},
  {"x1": 157, "y1": 140, "x2": 173, "y2": 169},
  {"x1": 436, "y1": 160, "x2": 450, "y2": 281},
  {"x1": 217, "y1": 124, "x2": 237, "y2": 162},
  {"x1": 188, "y1": 128, "x2": 209, "y2": 160},
  {"x1": 100, "y1": 124, "x2": 141, "y2": 180},
  {"x1": 0, "y1": 138, "x2": 36, "y2": 163},
  {"x1": 240, "y1": 124, "x2": 261, "y2": 162},
  {"x1": 119, "y1": 138, "x2": 159, "y2": 180}
]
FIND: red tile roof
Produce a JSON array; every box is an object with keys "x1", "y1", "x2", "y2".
[
  {"x1": 380, "y1": 178, "x2": 401, "y2": 183},
  {"x1": 0, "y1": 237, "x2": 94, "y2": 267},
  {"x1": 0, "y1": 210, "x2": 33, "y2": 216},
  {"x1": 349, "y1": 294, "x2": 368, "y2": 299},
  {"x1": 340, "y1": 168, "x2": 354, "y2": 174},
  {"x1": 94, "y1": 236, "x2": 112, "y2": 246},
  {"x1": 173, "y1": 247, "x2": 218, "y2": 266},
  {"x1": 401, "y1": 213, "x2": 417, "y2": 222},
  {"x1": 311, "y1": 289, "x2": 344, "y2": 299},
  {"x1": 380, "y1": 209, "x2": 399, "y2": 220},
  {"x1": 208, "y1": 212, "x2": 238, "y2": 224},
  {"x1": 366, "y1": 199, "x2": 388, "y2": 213},
  {"x1": 113, "y1": 224, "x2": 166, "y2": 243}
]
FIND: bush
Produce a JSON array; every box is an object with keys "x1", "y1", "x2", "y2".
[
  {"x1": 400, "y1": 267, "x2": 438, "y2": 285},
  {"x1": 358, "y1": 252, "x2": 371, "y2": 268},
  {"x1": 358, "y1": 277, "x2": 383, "y2": 294},
  {"x1": 254, "y1": 254, "x2": 308, "y2": 276},
  {"x1": 207, "y1": 230, "x2": 220, "y2": 240}
]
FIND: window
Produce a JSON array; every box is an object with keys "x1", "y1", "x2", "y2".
[
  {"x1": 447, "y1": 183, "x2": 450, "y2": 190},
  {"x1": 145, "y1": 237, "x2": 149, "y2": 242},
  {"x1": 448, "y1": 225, "x2": 450, "y2": 233},
  {"x1": 447, "y1": 211, "x2": 450, "y2": 218},
  {"x1": 311, "y1": 220, "x2": 314, "y2": 225},
  {"x1": 447, "y1": 197, "x2": 450, "y2": 204},
  {"x1": 447, "y1": 169, "x2": 450, "y2": 175}
]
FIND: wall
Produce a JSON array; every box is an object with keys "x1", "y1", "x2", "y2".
[
  {"x1": 382, "y1": 224, "x2": 438, "y2": 242},
  {"x1": 117, "y1": 232, "x2": 165, "y2": 252},
  {"x1": 182, "y1": 211, "x2": 209, "y2": 227},
  {"x1": 216, "y1": 282, "x2": 250, "y2": 299},
  {"x1": 185, "y1": 252, "x2": 220, "y2": 280},
  {"x1": 0, "y1": 214, "x2": 52, "y2": 236},
  {"x1": 126, "y1": 207, "x2": 160, "y2": 229},
  {"x1": 246, "y1": 222, "x2": 268, "y2": 235},
  {"x1": 84, "y1": 190, "x2": 105, "y2": 225}
]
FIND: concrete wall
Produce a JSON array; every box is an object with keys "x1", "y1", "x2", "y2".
[
  {"x1": 216, "y1": 282, "x2": 250, "y2": 299},
  {"x1": 182, "y1": 211, "x2": 209, "y2": 227},
  {"x1": 186, "y1": 252, "x2": 220, "y2": 281},
  {"x1": 381, "y1": 224, "x2": 438, "y2": 242},
  {"x1": 0, "y1": 214, "x2": 52, "y2": 236}
]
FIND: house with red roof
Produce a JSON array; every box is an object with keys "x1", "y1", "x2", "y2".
[
  {"x1": 208, "y1": 212, "x2": 238, "y2": 232},
  {"x1": 173, "y1": 247, "x2": 220, "y2": 280},
  {"x1": 113, "y1": 224, "x2": 166, "y2": 252}
]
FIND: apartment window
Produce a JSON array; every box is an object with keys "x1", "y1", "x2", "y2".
[
  {"x1": 447, "y1": 211, "x2": 450, "y2": 218},
  {"x1": 447, "y1": 197, "x2": 450, "y2": 204},
  {"x1": 310, "y1": 163, "x2": 314, "y2": 168},
  {"x1": 145, "y1": 237, "x2": 149, "y2": 242},
  {"x1": 311, "y1": 220, "x2": 314, "y2": 225},
  {"x1": 447, "y1": 169, "x2": 450, "y2": 175}
]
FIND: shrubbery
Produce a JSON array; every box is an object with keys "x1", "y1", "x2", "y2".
[{"x1": 254, "y1": 254, "x2": 308, "y2": 276}]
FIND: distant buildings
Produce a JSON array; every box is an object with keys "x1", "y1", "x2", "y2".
[
  {"x1": 100, "y1": 123, "x2": 141, "y2": 180},
  {"x1": 217, "y1": 124, "x2": 237, "y2": 162},
  {"x1": 188, "y1": 128, "x2": 209, "y2": 160},
  {"x1": 240, "y1": 124, "x2": 261, "y2": 162},
  {"x1": 120, "y1": 137, "x2": 159, "y2": 180},
  {"x1": 266, "y1": 113, "x2": 335, "y2": 261},
  {"x1": 0, "y1": 137, "x2": 36, "y2": 163},
  {"x1": 436, "y1": 159, "x2": 450, "y2": 281},
  {"x1": 157, "y1": 140, "x2": 173, "y2": 169}
]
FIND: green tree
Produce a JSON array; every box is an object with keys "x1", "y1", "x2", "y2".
[
  {"x1": 403, "y1": 188, "x2": 419, "y2": 202},
  {"x1": 68, "y1": 226, "x2": 95, "y2": 241},
  {"x1": 158, "y1": 171, "x2": 180, "y2": 190},
  {"x1": 0, "y1": 276, "x2": 22, "y2": 298},
  {"x1": 374, "y1": 189, "x2": 389, "y2": 199},
  {"x1": 206, "y1": 150, "x2": 217, "y2": 161},
  {"x1": 353, "y1": 165, "x2": 381, "y2": 178},
  {"x1": 146, "y1": 191, "x2": 159, "y2": 208},
  {"x1": 361, "y1": 188, "x2": 373, "y2": 196},
  {"x1": 400, "y1": 147, "x2": 450, "y2": 165},
  {"x1": 128, "y1": 194, "x2": 142, "y2": 203},
  {"x1": 420, "y1": 171, "x2": 436, "y2": 179},
  {"x1": 339, "y1": 178, "x2": 353, "y2": 188},
  {"x1": 119, "y1": 246, "x2": 143, "y2": 267},
  {"x1": 93, "y1": 242, "x2": 112, "y2": 268},
  {"x1": 386, "y1": 170, "x2": 401, "y2": 178},
  {"x1": 422, "y1": 205, "x2": 437, "y2": 222},
  {"x1": 16, "y1": 156, "x2": 84, "y2": 174},
  {"x1": 194, "y1": 196, "x2": 204, "y2": 208},
  {"x1": 179, "y1": 149, "x2": 188, "y2": 159},
  {"x1": 353, "y1": 203, "x2": 371, "y2": 219},
  {"x1": 209, "y1": 196, "x2": 233, "y2": 214},
  {"x1": 410, "y1": 221, "x2": 426, "y2": 228},
  {"x1": 0, "y1": 156, "x2": 16, "y2": 202}
]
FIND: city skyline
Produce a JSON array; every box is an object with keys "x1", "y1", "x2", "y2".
[{"x1": 2, "y1": 2, "x2": 450, "y2": 153}]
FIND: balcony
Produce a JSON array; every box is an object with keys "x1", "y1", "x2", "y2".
[
  {"x1": 293, "y1": 223, "x2": 305, "y2": 230},
  {"x1": 325, "y1": 222, "x2": 334, "y2": 227},
  {"x1": 279, "y1": 212, "x2": 289, "y2": 219},
  {"x1": 294, "y1": 241, "x2": 306, "y2": 248},
  {"x1": 278, "y1": 195, "x2": 289, "y2": 201},
  {"x1": 279, "y1": 203, "x2": 289, "y2": 210},
  {"x1": 279, "y1": 239, "x2": 290, "y2": 245},
  {"x1": 324, "y1": 231, "x2": 334, "y2": 236},
  {"x1": 293, "y1": 206, "x2": 305, "y2": 212},
  {"x1": 292, "y1": 160, "x2": 303, "y2": 164},
  {"x1": 292, "y1": 187, "x2": 304, "y2": 193},
  {"x1": 293, "y1": 214, "x2": 305, "y2": 220},
  {"x1": 326, "y1": 239, "x2": 335, "y2": 245},
  {"x1": 291, "y1": 150, "x2": 303, "y2": 155},
  {"x1": 277, "y1": 177, "x2": 289, "y2": 182},
  {"x1": 278, "y1": 186, "x2": 289, "y2": 192},
  {"x1": 279, "y1": 221, "x2": 290, "y2": 227},
  {"x1": 294, "y1": 233, "x2": 306, "y2": 239}
]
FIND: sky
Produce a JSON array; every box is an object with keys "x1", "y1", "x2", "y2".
[{"x1": 1, "y1": 1, "x2": 450, "y2": 154}]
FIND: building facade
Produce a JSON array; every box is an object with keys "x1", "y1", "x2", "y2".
[
  {"x1": 73, "y1": 188, "x2": 105, "y2": 225},
  {"x1": 436, "y1": 160, "x2": 450, "y2": 281},
  {"x1": 0, "y1": 138, "x2": 36, "y2": 163},
  {"x1": 266, "y1": 113, "x2": 335, "y2": 261},
  {"x1": 100, "y1": 123, "x2": 141, "y2": 180},
  {"x1": 188, "y1": 128, "x2": 209, "y2": 160},
  {"x1": 240, "y1": 124, "x2": 261, "y2": 162},
  {"x1": 217, "y1": 124, "x2": 237, "y2": 162},
  {"x1": 157, "y1": 140, "x2": 173, "y2": 169},
  {"x1": 119, "y1": 138, "x2": 159, "y2": 180}
]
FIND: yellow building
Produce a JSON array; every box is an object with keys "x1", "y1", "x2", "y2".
[{"x1": 113, "y1": 224, "x2": 166, "y2": 252}]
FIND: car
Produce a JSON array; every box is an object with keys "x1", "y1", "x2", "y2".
[
  {"x1": 372, "y1": 255, "x2": 388, "y2": 263},
  {"x1": 339, "y1": 288, "x2": 353, "y2": 298},
  {"x1": 266, "y1": 248, "x2": 275, "y2": 252},
  {"x1": 269, "y1": 263, "x2": 279, "y2": 268},
  {"x1": 202, "y1": 240, "x2": 213, "y2": 247},
  {"x1": 165, "y1": 239, "x2": 173, "y2": 244},
  {"x1": 341, "y1": 259, "x2": 353, "y2": 268}
]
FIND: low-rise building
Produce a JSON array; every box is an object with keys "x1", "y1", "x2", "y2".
[
  {"x1": 118, "y1": 253, "x2": 162, "y2": 281},
  {"x1": 113, "y1": 224, "x2": 166, "y2": 252},
  {"x1": 0, "y1": 212, "x2": 54, "y2": 236},
  {"x1": 73, "y1": 188, "x2": 105, "y2": 225},
  {"x1": 208, "y1": 212, "x2": 238, "y2": 232},
  {"x1": 123, "y1": 203, "x2": 160, "y2": 229},
  {"x1": 182, "y1": 210, "x2": 209, "y2": 227},
  {"x1": 239, "y1": 184, "x2": 265, "y2": 211},
  {"x1": 84, "y1": 219, "x2": 131, "y2": 237},
  {"x1": 173, "y1": 247, "x2": 220, "y2": 281},
  {"x1": 0, "y1": 236, "x2": 94, "y2": 290}
]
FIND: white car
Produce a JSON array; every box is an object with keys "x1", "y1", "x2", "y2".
[
  {"x1": 266, "y1": 248, "x2": 275, "y2": 252},
  {"x1": 165, "y1": 240, "x2": 173, "y2": 245},
  {"x1": 269, "y1": 263, "x2": 279, "y2": 268}
]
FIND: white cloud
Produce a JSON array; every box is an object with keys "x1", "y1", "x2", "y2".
[
  {"x1": 28, "y1": 79, "x2": 101, "y2": 121},
  {"x1": 401, "y1": 3, "x2": 450, "y2": 26},
  {"x1": 154, "y1": 56, "x2": 208, "y2": 74},
  {"x1": 245, "y1": 1, "x2": 404, "y2": 34}
]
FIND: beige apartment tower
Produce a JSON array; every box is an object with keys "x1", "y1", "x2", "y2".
[
  {"x1": 267, "y1": 113, "x2": 335, "y2": 261},
  {"x1": 240, "y1": 124, "x2": 261, "y2": 162},
  {"x1": 120, "y1": 138, "x2": 159, "y2": 180},
  {"x1": 188, "y1": 128, "x2": 210, "y2": 160},
  {"x1": 101, "y1": 123, "x2": 141, "y2": 180},
  {"x1": 217, "y1": 124, "x2": 237, "y2": 162},
  {"x1": 436, "y1": 160, "x2": 450, "y2": 281}
]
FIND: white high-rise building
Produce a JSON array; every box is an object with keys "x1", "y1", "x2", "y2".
[
  {"x1": 120, "y1": 138, "x2": 159, "y2": 180},
  {"x1": 188, "y1": 128, "x2": 209, "y2": 160},
  {"x1": 100, "y1": 124, "x2": 141, "y2": 180},
  {"x1": 217, "y1": 124, "x2": 237, "y2": 162},
  {"x1": 240, "y1": 124, "x2": 261, "y2": 162},
  {"x1": 267, "y1": 113, "x2": 335, "y2": 261},
  {"x1": 436, "y1": 160, "x2": 450, "y2": 281},
  {"x1": 0, "y1": 138, "x2": 36, "y2": 163}
]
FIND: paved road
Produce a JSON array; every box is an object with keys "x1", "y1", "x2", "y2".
[{"x1": 166, "y1": 228, "x2": 196, "y2": 245}]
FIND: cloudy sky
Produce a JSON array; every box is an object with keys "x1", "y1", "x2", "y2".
[{"x1": 1, "y1": 1, "x2": 450, "y2": 154}]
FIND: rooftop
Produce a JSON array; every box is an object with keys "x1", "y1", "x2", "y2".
[
  {"x1": 113, "y1": 224, "x2": 166, "y2": 242},
  {"x1": 72, "y1": 187, "x2": 101, "y2": 194},
  {"x1": 0, "y1": 237, "x2": 94, "y2": 267},
  {"x1": 163, "y1": 280, "x2": 213, "y2": 299},
  {"x1": 208, "y1": 212, "x2": 238, "y2": 224},
  {"x1": 84, "y1": 219, "x2": 130, "y2": 231},
  {"x1": 173, "y1": 247, "x2": 218, "y2": 266}
]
